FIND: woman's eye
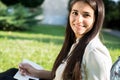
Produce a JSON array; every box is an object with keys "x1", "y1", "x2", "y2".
[
  {"x1": 72, "y1": 12, "x2": 78, "y2": 15},
  {"x1": 83, "y1": 14, "x2": 90, "y2": 17}
]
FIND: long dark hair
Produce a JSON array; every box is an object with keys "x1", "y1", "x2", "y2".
[{"x1": 52, "y1": 0, "x2": 105, "y2": 80}]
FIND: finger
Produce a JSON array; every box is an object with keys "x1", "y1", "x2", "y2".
[
  {"x1": 20, "y1": 71, "x2": 26, "y2": 76},
  {"x1": 19, "y1": 63, "x2": 28, "y2": 70},
  {"x1": 19, "y1": 64, "x2": 27, "y2": 74},
  {"x1": 19, "y1": 63, "x2": 24, "y2": 69}
]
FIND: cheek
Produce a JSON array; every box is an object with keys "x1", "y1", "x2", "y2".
[
  {"x1": 84, "y1": 20, "x2": 94, "y2": 33},
  {"x1": 86, "y1": 19, "x2": 94, "y2": 29}
]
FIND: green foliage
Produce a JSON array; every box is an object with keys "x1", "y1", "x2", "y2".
[
  {"x1": 1, "y1": 0, "x2": 44, "y2": 8},
  {"x1": 103, "y1": 0, "x2": 120, "y2": 30},
  {"x1": 20, "y1": 0, "x2": 44, "y2": 8},
  {"x1": 0, "y1": 1, "x2": 7, "y2": 15},
  {"x1": 0, "y1": 0, "x2": 19, "y2": 6},
  {"x1": 0, "y1": 3, "x2": 30, "y2": 30},
  {"x1": 0, "y1": 16, "x2": 26, "y2": 30},
  {"x1": 0, "y1": 2, "x2": 43, "y2": 31}
]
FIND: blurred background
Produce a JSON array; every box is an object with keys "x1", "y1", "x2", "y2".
[
  {"x1": 0, "y1": 0, "x2": 120, "y2": 72},
  {"x1": 0, "y1": 0, "x2": 120, "y2": 30}
]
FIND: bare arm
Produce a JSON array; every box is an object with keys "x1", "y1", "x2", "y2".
[{"x1": 35, "y1": 70, "x2": 52, "y2": 79}]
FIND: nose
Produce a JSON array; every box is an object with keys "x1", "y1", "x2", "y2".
[{"x1": 76, "y1": 15, "x2": 83, "y2": 23}]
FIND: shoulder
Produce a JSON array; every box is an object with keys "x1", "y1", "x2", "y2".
[
  {"x1": 83, "y1": 36, "x2": 112, "y2": 65},
  {"x1": 81, "y1": 36, "x2": 112, "y2": 80},
  {"x1": 85, "y1": 36, "x2": 109, "y2": 56}
]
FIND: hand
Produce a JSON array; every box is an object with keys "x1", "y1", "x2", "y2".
[{"x1": 19, "y1": 63, "x2": 38, "y2": 77}]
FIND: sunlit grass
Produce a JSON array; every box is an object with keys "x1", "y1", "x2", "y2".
[
  {"x1": 101, "y1": 31, "x2": 120, "y2": 63},
  {"x1": 0, "y1": 24, "x2": 65, "y2": 72},
  {"x1": 0, "y1": 24, "x2": 120, "y2": 72}
]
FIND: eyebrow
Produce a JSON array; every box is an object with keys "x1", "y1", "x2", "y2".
[
  {"x1": 71, "y1": 9, "x2": 78, "y2": 12},
  {"x1": 84, "y1": 12, "x2": 90, "y2": 14},
  {"x1": 72, "y1": 9, "x2": 92, "y2": 14}
]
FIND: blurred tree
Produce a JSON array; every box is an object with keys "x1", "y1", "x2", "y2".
[
  {"x1": 1, "y1": 0, "x2": 44, "y2": 8},
  {"x1": 20, "y1": 0, "x2": 44, "y2": 8},
  {"x1": 0, "y1": 3, "x2": 30, "y2": 31},
  {"x1": 0, "y1": 0, "x2": 44, "y2": 31},
  {"x1": 103, "y1": 0, "x2": 120, "y2": 30},
  {"x1": 1, "y1": 0, "x2": 19, "y2": 6}
]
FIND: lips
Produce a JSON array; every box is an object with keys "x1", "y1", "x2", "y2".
[{"x1": 75, "y1": 24, "x2": 85, "y2": 29}]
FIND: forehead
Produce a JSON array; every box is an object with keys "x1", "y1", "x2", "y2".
[{"x1": 72, "y1": 1, "x2": 94, "y2": 13}]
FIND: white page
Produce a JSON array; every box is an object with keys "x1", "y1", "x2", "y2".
[{"x1": 14, "y1": 59, "x2": 43, "y2": 80}]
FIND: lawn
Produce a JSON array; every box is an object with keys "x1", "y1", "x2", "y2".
[
  {"x1": 101, "y1": 31, "x2": 120, "y2": 62},
  {"x1": 0, "y1": 24, "x2": 120, "y2": 72}
]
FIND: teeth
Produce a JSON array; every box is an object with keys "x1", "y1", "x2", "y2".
[{"x1": 77, "y1": 25, "x2": 85, "y2": 27}]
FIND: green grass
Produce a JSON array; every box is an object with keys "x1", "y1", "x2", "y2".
[
  {"x1": 101, "y1": 31, "x2": 120, "y2": 63},
  {"x1": 0, "y1": 24, "x2": 65, "y2": 72},
  {"x1": 0, "y1": 24, "x2": 120, "y2": 72}
]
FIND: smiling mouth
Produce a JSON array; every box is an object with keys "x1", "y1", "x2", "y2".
[
  {"x1": 83, "y1": 26, "x2": 86, "y2": 28},
  {"x1": 75, "y1": 25, "x2": 86, "y2": 28}
]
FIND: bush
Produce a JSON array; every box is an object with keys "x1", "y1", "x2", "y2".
[
  {"x1": 1, "y1": 0, "x2": 44, "y2": 8},
  {"x1": 0, "y1": 1, "x2": 43, "y2": 31},
  {"x1": 1, "y1": 0, "x2": 19, "y2": 6},
  {"x1": 103, "y1": 0, "x2": 120, "y2": 30},
  {"x1": 0, "y1": 3, "x2": 30, "y2": 31},
  {"x1": 19, "y1": 0, "x2": 44, "y2": 8}
]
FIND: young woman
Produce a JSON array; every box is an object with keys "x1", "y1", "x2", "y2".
[{"x1": 0, "y1": 0, "x2": 112, "y2": 80}]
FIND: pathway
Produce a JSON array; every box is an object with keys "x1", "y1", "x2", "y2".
[{"x1": 103, "y1": 29, "x2": 120, "y2": 38}]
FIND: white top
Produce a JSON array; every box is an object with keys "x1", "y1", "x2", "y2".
[{"x1": 53, "y1": 36, "x2": 112, "y2": 80}]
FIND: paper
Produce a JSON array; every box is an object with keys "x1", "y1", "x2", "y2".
[{"x1": 14, "y1": 59, "x2": 43, "y2": 80}]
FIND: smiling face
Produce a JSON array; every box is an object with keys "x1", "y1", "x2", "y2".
[{"x1": 70, "y1": 1, "x2": 95, "y2": 39}]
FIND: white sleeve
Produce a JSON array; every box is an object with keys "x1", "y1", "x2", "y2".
[{"x1": 84, "y1": 48, "x2": 112, "y2": 80}]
